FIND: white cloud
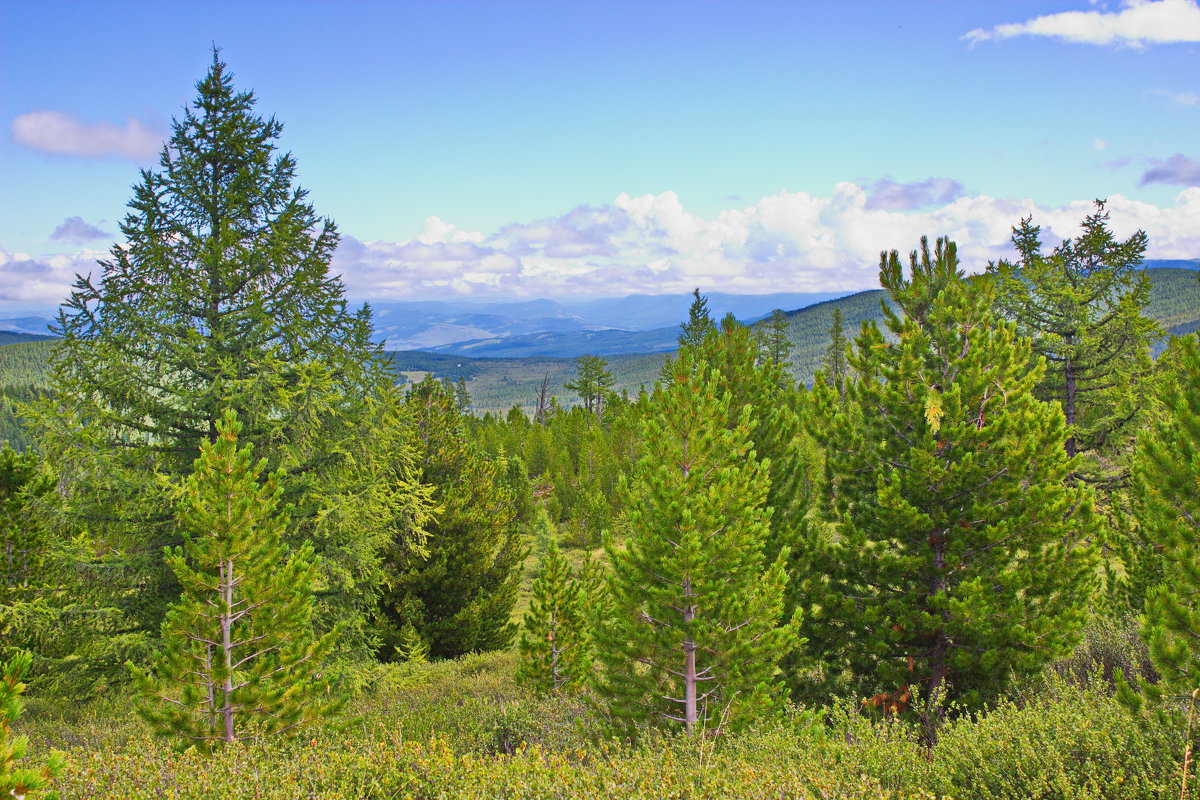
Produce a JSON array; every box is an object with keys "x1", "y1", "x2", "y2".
[
  {"x1": 1093, "y1": 138, "x2": 1109, "y2": 151},
  {"x1": 10, "y1": 110, "x2": 164, "y2": 161},
  {"x1": 328, "y1": 187, "x2": 1200, "y2": 298},
  {"x1": 0, "y1": 247, "x2": 99, "y2": 303},
  {"x1": 964, "y1": 0, "x2": 1200, "y2": 48}
]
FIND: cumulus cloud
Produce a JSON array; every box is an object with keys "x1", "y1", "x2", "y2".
[
  {"x1": 964, "y1": 0, "x2": 1200, "y2": 48},
  {"x1": 1140, "y1": 153, "x2": 1200, "y2": 186},
  {"x1": 0, "y1": 247, "x2": 98, "y2": 304},
  {"x1": 10, "y1": 110, "x2": 164, "y2": 161},
  {"x1": 328, "y1": 186, "x2": 1200, "y2": 299},
  {"x1": 50, "y1": 216, "x2": 110, "y2": 244},
  {"x1": 864, "y1": 178, "x2": 966, "y2": 211}
]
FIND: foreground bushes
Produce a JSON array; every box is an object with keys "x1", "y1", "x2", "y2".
[{"x1": 22, "y1": 652, "x2": 1189, "y2": 800}]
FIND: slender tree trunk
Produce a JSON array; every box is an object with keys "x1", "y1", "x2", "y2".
[
  {"x1": 683, "y1": 575, "x2": 697, "y2": 734},
  {"x1": 221, "y1": 558, "x2": 235, "y2": 744}
]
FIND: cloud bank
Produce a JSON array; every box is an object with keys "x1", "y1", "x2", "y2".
[
  {"x1": 328, "y1": 185, "x2": 1200, "y2": 299},
  {"x1": 10, "y1": 110, "x2": 164, "y2": 161},
  {"x1": 6, "y1": 186, "x2": 1199, "y2": 305},
  {"x1": 964, "y1": 0, "x2": 1200, "y2": 47}
]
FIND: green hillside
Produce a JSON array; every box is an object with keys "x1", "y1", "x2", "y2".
[
  {"x1": 2, "y1": 268, "x2": 1196, "y2": 428},
  {"x1": 757, "y1": 266, "x2": 1200, "y2": 386}
]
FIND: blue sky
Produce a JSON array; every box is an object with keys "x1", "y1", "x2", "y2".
[{"x1": 2, "y1": 0, "x2": 1198, "y2": 308}]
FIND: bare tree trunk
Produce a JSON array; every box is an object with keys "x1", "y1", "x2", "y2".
[{"x1": 535, "y1": 373, "x2": 551, "y2": 425}]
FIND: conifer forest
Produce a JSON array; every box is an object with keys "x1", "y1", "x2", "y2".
[{"x1": 7, "y1": 54, "x2": 1200, "y2": 800}]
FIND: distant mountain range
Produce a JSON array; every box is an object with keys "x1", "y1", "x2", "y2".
[
  {"x1": 369, "y1": 291, "x2": 849, "y2": 351},
  {"x1": 2, "y1": 260, "x2": 1194, "y2": 359}
]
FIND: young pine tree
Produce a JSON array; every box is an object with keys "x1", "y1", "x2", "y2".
[
  {"x1": 1, "y1": 651, "x2": 64, "y2": 800},
  {"x1": 1120, "y1": 335, "x2": 1200, "y2": 709},
  {"x1": 802, "y1": 237, "x2": 1098, "y2": 743},
  {"x1": 129, "y1": 411, "x2": 341, "y2": 750},
  {"x1": 594, "y1": 349, "x2": 795, "y2": 735},
  {"x1": 516, "y1": 540, "x2": 592, "y2": 694}
]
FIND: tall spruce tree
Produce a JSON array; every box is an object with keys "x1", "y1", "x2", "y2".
[
  {"x1": 678, "y1": 288, "x2": 718, "y2": 350},
  {"x1": 1120, "y1": 335, "x2": 1200, "y2": 709},
  {"x1": 30, "y1": 52, "x2": 425, "y2": 667},
  {"x1": 763, "y1": 309, "x2": 792, "y2": 368},
  {"x1": 822, "y1": 307, "x2": 848, "y2": 402},
  {"x1": 802, "y1": 237, "x2": 1097, "y2": 742},
  {"x1": 377, "y1": 377, "x2": 525, "y2": 659},
  {"x1": 594, "y1": 349, "x2": 795, "y2": 735},
  {"x1": 986, "y1": 201, "x2": 1159, "y2": 467},
  {"x1": 128, "y1": 411, "x2": 341, "y2": 750}
]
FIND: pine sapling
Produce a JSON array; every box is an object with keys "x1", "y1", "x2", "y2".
[{"x1": 128, "y1": 411, "x2": 342, "y2": 750}]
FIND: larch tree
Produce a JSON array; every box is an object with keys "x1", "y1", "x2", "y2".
[
  {"x1": 986, "y1": 201, "x2": 1159, "y2": 468},
  {"x1": 29, "y1": 52, "x2": 427, "y2": 667},
  {"x1": 563, "y1": 355, "x2": 616, "y2": 417},
  {"x1": 128, "y1": 411, "x2": 341, "y2": 751},
  {"x1": 801, "y1": 237, "x2": 1098, "y2": 743},
  {"x1": 1120, "y1": 334, "x2": 1200, "y2": 710},
  {"x1": 377, "y1": 377, "x2": 526, "y2": 660},
  {"x1": 594, "y1": 349, "x2": 795, "y2": 735}
]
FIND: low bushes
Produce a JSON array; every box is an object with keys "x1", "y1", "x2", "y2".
[{"x1": 23, "y1": 652, "x2": 1190, "y2": 800}]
